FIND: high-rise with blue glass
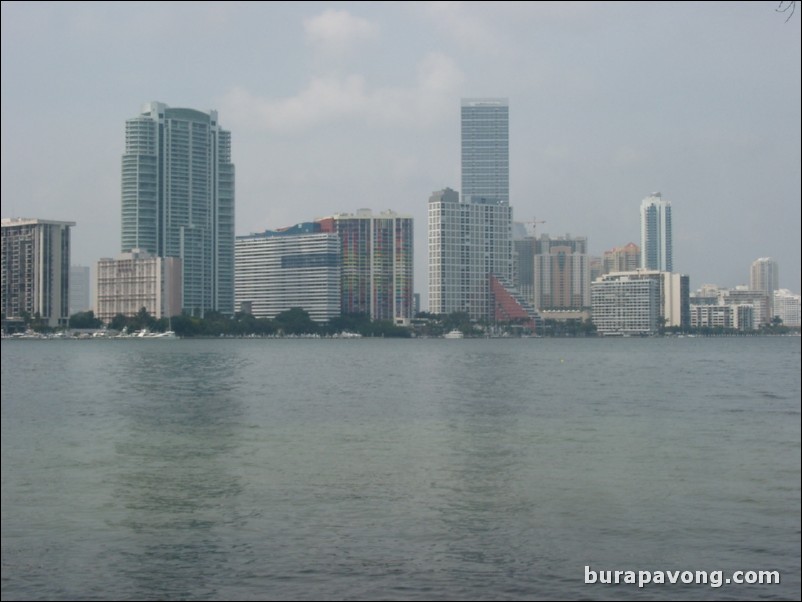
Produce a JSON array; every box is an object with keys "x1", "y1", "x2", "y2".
[
  {"x1": 461, "y1": 98, "x2": 509, "y2": 205},
  {"x1": 640, "y1": 192, "x2": 673, "y2": 273}
]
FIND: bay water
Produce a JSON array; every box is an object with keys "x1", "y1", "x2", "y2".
[{"x1": 2, "y1": 337, "x2": 800, "y2": 600}]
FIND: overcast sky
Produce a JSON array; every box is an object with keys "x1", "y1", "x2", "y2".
[{"x1": 2, "y1": 1, "x2": 800, "y2": 302}]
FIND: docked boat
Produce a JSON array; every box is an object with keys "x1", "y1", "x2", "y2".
[
  {"x1": 149, "y1": 330, "x2": 177, "y2": 338},
  {"x1": 444, "y1": 329, "x2": 464, "y2": 339}
]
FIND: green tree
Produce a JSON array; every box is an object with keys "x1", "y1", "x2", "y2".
[
  {"x1": 109, "y1": 313, "x2": 129, "y2": 332},
  {"x1": 130, "y1": 307, "x2": 156, "y2": 331},
  {"x1": 274, "y1": 308, "x2": 318, "y2": 335},
  {"x1": 69, "y1": 310, "x2": 102, "y2": 329}
]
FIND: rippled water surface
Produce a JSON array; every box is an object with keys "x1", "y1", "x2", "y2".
[{"x1": 2, "y1": 337, "x2": 800, "y2": 600}]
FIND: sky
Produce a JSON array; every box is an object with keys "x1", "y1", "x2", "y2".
[{"x1": 2, "y1": 1, "x2": 800, "y2": 303}]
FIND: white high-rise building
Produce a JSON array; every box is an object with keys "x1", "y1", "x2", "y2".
[
  {"x1": 428, "y1": 98, "x2": 518, "y2": 322},
  {"x1": 750, "y1": 257, "x2": 779, "y2": 294},
  {"x1": 1, "y1": 218, "x2": 74, "y2": 327},
  {"x1": 773, "y1": 289, "x2": 800, "y2": 327},
  {"x1": 122, "y1": 102, "x2": 235, "y2": 316},
  {"x1": 235, "y1": 224, "x2": 341, "y2": 323},
  {"x1": 750, "y1": 257, "x2": 779, "y2": 317},
  {"x1": 640, "y1": 193, "x2": 672, "y2": 272},
  {"x1": 591, "y1": 274, "x2": 660, "y2": 336},
  {"x1": 592, "y1": 269, "x2": 689, "y2": 333},
  {"x1": 428, "y1": 188, "x2": 513, "y2": 321}
]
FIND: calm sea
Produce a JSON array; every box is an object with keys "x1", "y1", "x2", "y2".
[{"x1": 1, "y1": 337, "x2": 800, "y2": 600}]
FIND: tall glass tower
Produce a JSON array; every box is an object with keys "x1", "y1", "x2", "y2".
[
  {"x1": 640, "y1": 192, "x2": 672, "y2": 272},
  {"x1": 122, "y1": 102, "x2": 235, "y2": 316},
  {"x1": 461, "y1": 98, "x2": 509, "y2": 205}
]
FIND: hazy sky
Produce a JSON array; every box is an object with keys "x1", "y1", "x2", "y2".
[{"x1": 2, "y1": 1, "x2": 800, "y2": 301}]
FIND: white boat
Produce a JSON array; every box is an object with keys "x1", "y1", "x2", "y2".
[
  {"x1": 444, "y1": 329, "x2": 464, "y2": 339},
  {"x1": 149, "y1": 330, "x2": 177, "y2": 338}
]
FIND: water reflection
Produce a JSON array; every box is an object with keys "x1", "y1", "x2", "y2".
[{"x1": 109, "y1": 345, "x2": 247, "y2": 598}]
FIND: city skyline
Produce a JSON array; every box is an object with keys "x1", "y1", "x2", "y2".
[{"x1": 2, "y1": 3, "x2": 800, "y2": 299}]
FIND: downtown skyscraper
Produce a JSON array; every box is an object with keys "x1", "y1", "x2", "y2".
[
  {"x1": 461, "y1": 98, "x2": 509, "y2": 204},
  {"x1": 640, "y1": 192, "x2": 673, "y2": 272},
  {"x1": 122, "y1": 102, "x2": 235, "y2": 316},
  {"x1": 429, "y1": 99, "x2": 529, "y2": 324}
]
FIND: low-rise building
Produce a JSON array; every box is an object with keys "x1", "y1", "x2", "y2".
[
  {"x1": 774, "y1": 289, "x2": 800, "y2": 327},
  {"x1": 95, "y1": 249, "x2": 182, "y2": 323}
]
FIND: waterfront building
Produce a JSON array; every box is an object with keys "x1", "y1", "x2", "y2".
[
  {"x1": 69, "y1": 265, "x2": 91, "y2": 314},
  {"x1": 773, "y1": 289, "x2": 800, "y2": 327},
  {"x1": 428, "y1": 188, "x2": 517, "y2": 321},
  {"x1": 235, "y1": 223, "x2": 341, "y2": 323},
  {"x1": 640, "y1": 193, "x2": 672, "y2": 272},
  {"x1": 592, "y1": 269, "x2": 689, "y2": 331},
  {"x1": 122, "y1": 102, "x2": 235, "y2": 316},
  {"x1": 750, "y1": 257, "x2": 779, "y2": 318},
  {"x1": 690, "y1": 303, "x2": 755, "y2": 331},
  {"x1": 603, "y1": 242, "x2": 640, "y2": 274},
  {"x1": 591, "y1": 274, "x2": 660, "y2": 336},
  {"x1": 1, "y1": 218, "x2": 74, "y2": 327},
  {"x1": 317, "y1": 210, "x2": 413, "y2": 324},
  {"x1": 428, "y1": 98, "x2": 528, "y2": 324},
  {"x1": 725, "y1": 286, "x2": 770, "y2": 325},
  {"x1": 95, "y1": 249, "x2": 182, "y2": 323}
]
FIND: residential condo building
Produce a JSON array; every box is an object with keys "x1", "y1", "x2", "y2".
[
  {"x1": 95, "y1": 249, "x2": 182, "y2": 323},
  {"x1": 235, "y1": 223, "x2": 341, "y2": 323},
  {"x1": 640, "y1": 193, "x2": 672, "y2": 272},
  {"x1": 1, "y1": 218, "x2": 74, "y2": 327},
  {"x1": 725, "y1": 286, "x2": 771, "y2": 326},
  {"x1": 750, "y1": 257, "x2": 779, "y2": 318},
  {"x1": 603, "y1": 242, "x2": 640, "y2": 274},
  {"x1": 592, "y1": 269, "x2": 690, "y2": 334},
  {"x1": 122, "y1": 102, "x2": 235, "y2": 317},
  {"x1": 317, "y1": 210, "x2": 414, "y2": 324},
  {"x1": 533, "y1": 234, "x2": 591, "y2": 312},
  {"x1": 428, "y1": 188, "x2": 515, "y2": 321},
  {"x1": 591, "y1": 275, "x2": 660, "y2": 336},
  {"x1": 773, "y1": 289, "x2": 800, "y2": 327},
  {"x1": 690, "y1": 303, "x2": 755, "y2": 331}
]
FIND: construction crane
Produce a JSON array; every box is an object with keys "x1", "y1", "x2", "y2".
[{"x1": 526, "y1": 217, "x2": 546, "y2": 238}]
